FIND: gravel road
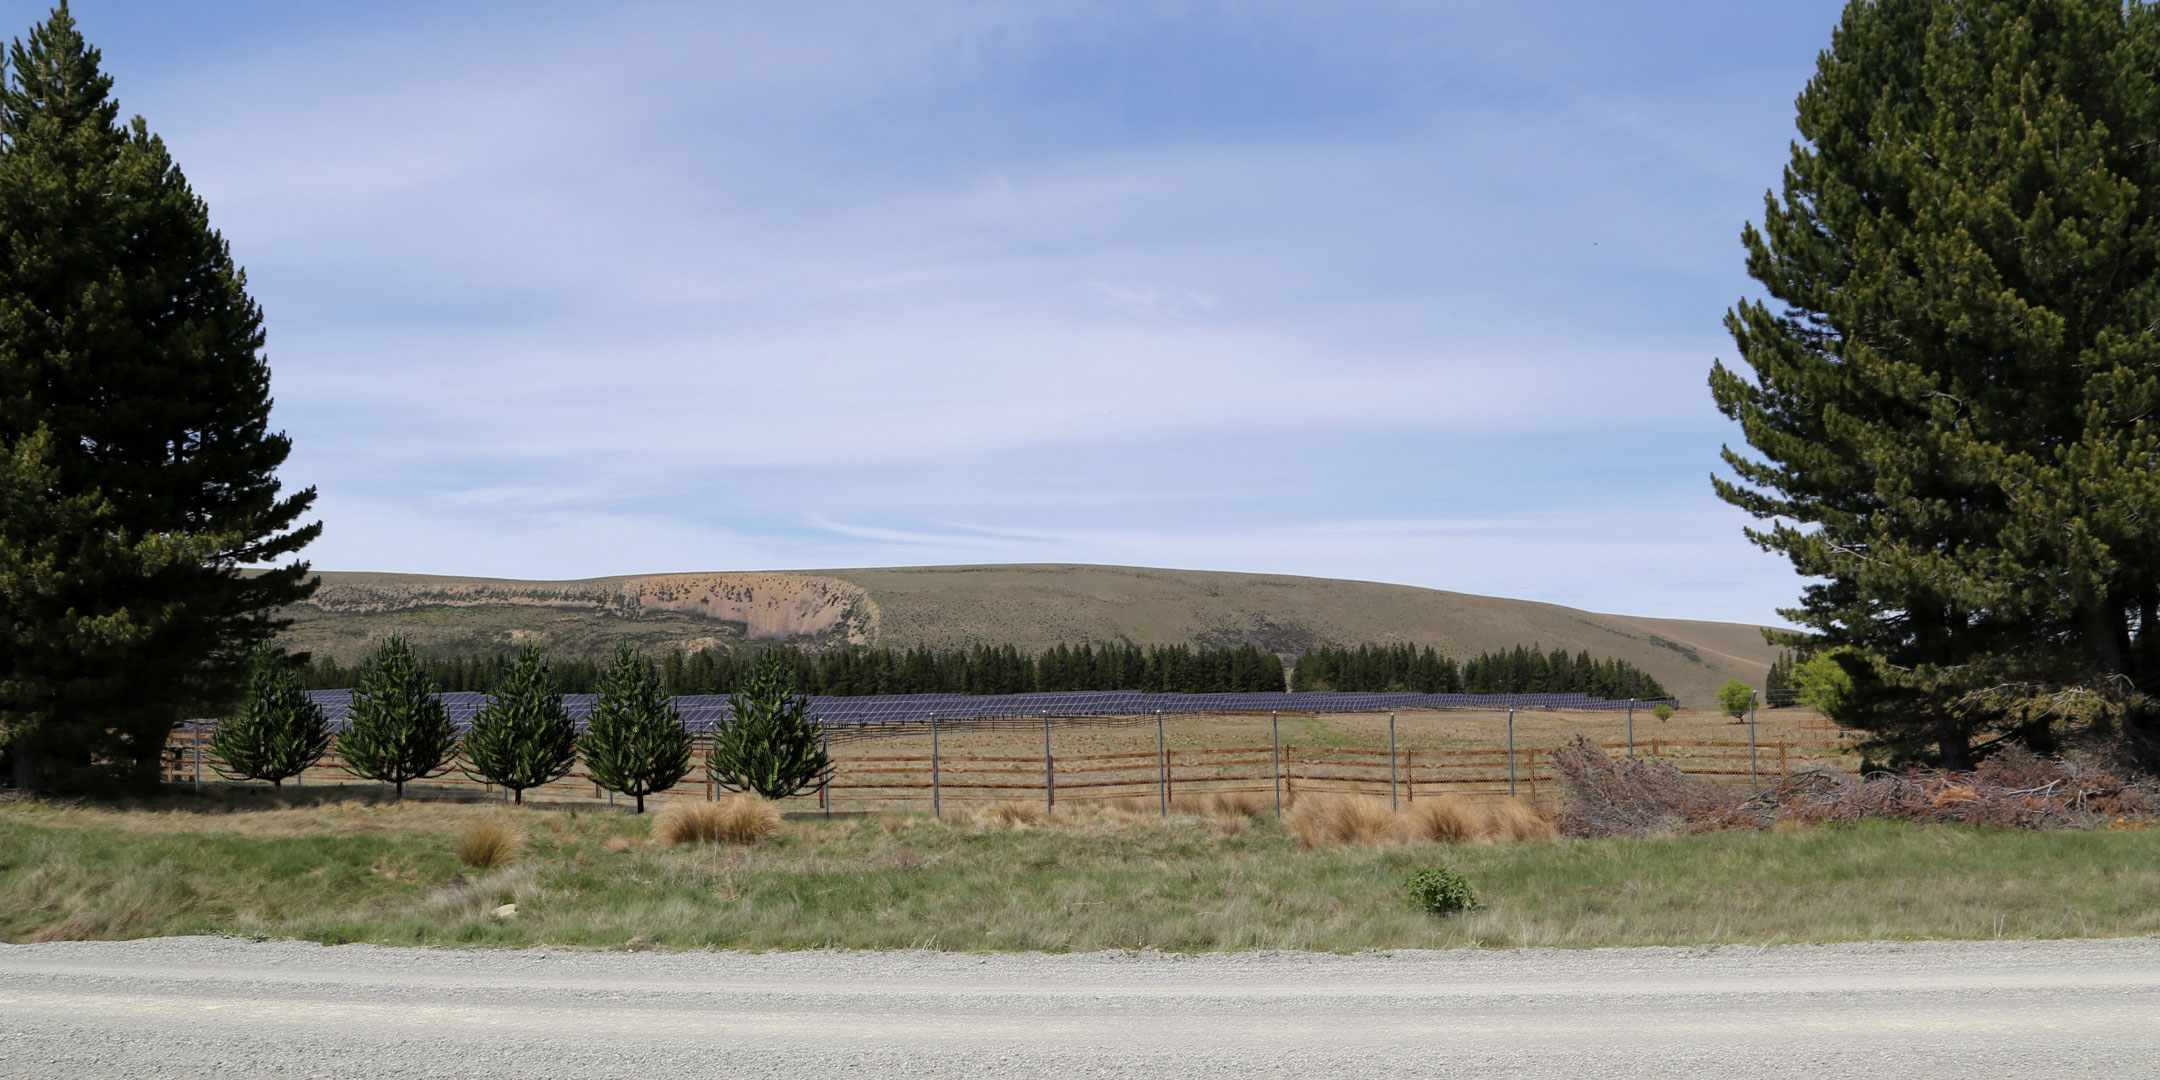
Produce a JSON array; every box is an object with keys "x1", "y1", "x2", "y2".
[{"x1": 2, "y1": 936, "x2": 2154, "y2": 1078}]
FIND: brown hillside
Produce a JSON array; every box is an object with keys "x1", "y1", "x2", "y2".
[{"x1": 276, "y1": 564, "x2": 1782, "y2": 706}]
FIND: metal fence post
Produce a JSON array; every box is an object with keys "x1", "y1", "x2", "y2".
[
  {"x1": 1270, "y1": 710, "x2": 1281, "y2": 820},
  {"x1": 1749, "y1": 691, "x2": 1760, "y2": 792},
  {"x1": 1043, "y1": 711, "x2": 1054, "y2": 812},
  {"x1": 1627, "y1": 699, "x2": 1636, "y2": 758},
  {"x1": 1388, "y1": 712, "x2": 1398, "y2": 811},
  {"x1": 931, "y1": 714, "x2": 941, "y2": 819},
  {"x1": 1506, "y1": 708, "x2": 1516, "y2": 798},
  {"x1": 1156, "y1": 709, "x2": 1167, "y2": 817},
  {"x1": 821, "y1": 726, "x2": 831, "y2": 819}
]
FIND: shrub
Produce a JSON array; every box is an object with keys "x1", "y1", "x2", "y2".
[
  {"x1": 209, "y1": 645, "x2": 331, "y2": 788},
  {"x1": 582, "y1": 646, "x2": 694, "y2": 813},
  {"x1": 1395, "y1": 796, "x2": 1485, "y2": 844},
  {"x1": 461, "y1": 647, "x2": 578, "y2": 805},
  {"x1": 1403, "y1": 866, "x2": 1480, "y2": 915},
  {"x1": 653, "y1": 795, "x2": 780, "y2": 845},
  {"x1": 338, "y1": 637, "x2": 458, "y2": 800},
  {"x1": 1717, "y1": 679, "x2": 1756, "y2": 719},
  {"x1": 1285, "y1": 794, "x2": 1394, "y2": 848},
  {"x1": 1652, "y1": 704, "x2": 1676, "y2": 722},
  {"x1": 455, "y1": 819, "x2": 519, "y2": 869},
  {"x1": 709, "y1": 653, "x2": 833, "y2": 800}
]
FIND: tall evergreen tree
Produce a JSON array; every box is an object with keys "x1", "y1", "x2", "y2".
[
  {"x1": 461, "y1": 646, "x2": 578, "y2": 805},
  {"x1": 709, "y1": 651, "x2": 832, "y2": 801},
  {"x1": 338, "y1": 637, "x2": 456, "y2": 800},
  {"x1": 0, "y1": 6, "x2": 319, "y2": 792},
  {"x1": 582, "y1": 646, "x2": 693, "y2": 813},
  {"x1": 1712, "y1": 0, "x2": 2160, "y2": 766},
  {"x1": 208, "y1": 645, "x2": 330, "y2": 788}
]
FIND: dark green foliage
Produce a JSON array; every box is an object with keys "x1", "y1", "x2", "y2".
[
  {"x1": 1651, "y1": 704, "x2": 1676, "y2": 722},
  {"x1": 460, "y1": 647, "x2": 578, "y2": 805},
  {"x1": 1289, "y1": 642, "x2": 1671, "y2": 701},
  {"x1": 300, "y1": 641, "x2": 1288, "y2": 696},
  {"x1": 208, "y1": 645, "x2": 330, "y2": 788},
  {"x1": 582, "y1": 646, "x2": 693, "y2": 813},
  {"x1": 0, "y1": 6, "x2": 319, "y2": 793},
  {"x1": 1717, "y1": 680, "x2": 1755, "y2": 720},
  {"x1": 1403, "y1": 866, "x2": 1480, "y2": 915},
  {"x1": 1711, "y1": 0, "x2": 2160, "y2": 767},
  {"x1": 1763, "y1": 651, "x2": 1797, "y2": 708},
  {"x1": 708, "y1": 652, "x2": 832, "y2": 800},
  {"x1": 337, "y1": 637, "x2": 456, "y2": 800}
]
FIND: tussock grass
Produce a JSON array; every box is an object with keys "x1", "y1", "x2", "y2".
[
  {"x1": 1483, "y1": 798, "x2": 1558, "y2": 842},
  {"x1": 1175, "y1": 790, "x2": 1272, "y2": 821},
  {"x1": 6, "y1": 792, "x2": 2160, "y2": 952},
  {"x1": 653, "y1": 796, "x2": 779, "y2": 846},
  {"x1": 1285, "y1": 794, "x2": 1397, "y2": 848},
  {"x1": 455, "y1": 819, "x2": 519, "y2": 869},
  {"x1": 970, "y1": 800, "x2": 1049, "y2": 829},
  {"x1": 1395, "y1": 796, "x2": 1487, "y2": 843}
]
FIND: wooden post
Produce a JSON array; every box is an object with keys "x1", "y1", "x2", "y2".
[
  {"x1": 1527, "y1": 749, "x2": 1537, "y2": 802},
  {"x1": 1779, "y1": 739, "x2": 1789, "y2": 777},
  {"x1": 193, "y1": 725, "x2": 202, "y2": 792},
  {"x1": 932, "y1": 714, "x2": 941, "y2": 819},
  {"x1": 1043, "y1": 712, "x2": 1054, "y2": 811},
  {"x1": 1627, "y1": 699, "x2": 1636, "y2": 758},
  {"x1": 820, "y1": 727, "x2": 831, "y2": 818},
  {"x1": 1403, "y1": 749, "x2": 1413, "y2": 803},
  {"x1": 1270, "y1": 710, "x2": 1281, "y2": 819},
  {"x1": 1749, "y1": 691, "x2": 1760, "y2": 792}
]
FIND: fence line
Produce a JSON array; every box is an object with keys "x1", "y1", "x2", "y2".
[{"x1": 161, "y1": 721, "x2": 1859, "y2": 811}]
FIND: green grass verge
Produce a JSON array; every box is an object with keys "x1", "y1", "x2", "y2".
[{"x1": 3, "y1": 792, "x2": 2156, "y2": 951}]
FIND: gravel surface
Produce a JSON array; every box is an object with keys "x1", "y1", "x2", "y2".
[{"x1": 2, "y1": 936, "x2": 2155, "y2": 1078}]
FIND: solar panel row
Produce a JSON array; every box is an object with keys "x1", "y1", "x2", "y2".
[{"x1": 293, "y1": 688, "x2": 1678, "y2": 731}]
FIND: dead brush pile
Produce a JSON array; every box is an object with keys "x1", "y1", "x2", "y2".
[{"x1": 1550, "y1": 734, "x2": 2160, "y2": 838}]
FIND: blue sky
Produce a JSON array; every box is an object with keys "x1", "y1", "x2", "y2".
[{"x1": 48, "y1": 1, "x2": 1848, "y2": 624}]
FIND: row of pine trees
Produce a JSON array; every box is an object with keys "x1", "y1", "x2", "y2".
[
  {"x1": 300, "y1": 640, "x2": 1673, "y2": 701},
  {"x1": 1288, "y1": 643, "x2": 1672, "y2": 700},
  {"x1": 221, "y1": 638, "x2": 829, "y2": 811}
]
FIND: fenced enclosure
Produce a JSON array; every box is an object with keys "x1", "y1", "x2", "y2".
[{"x1": 163, "y1": 700, "x2": 1857, "y2": 812}]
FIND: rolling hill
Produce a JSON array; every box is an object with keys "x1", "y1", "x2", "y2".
[{"x1": 274, "y1": 564, "x2": 1785, "y2": 706}]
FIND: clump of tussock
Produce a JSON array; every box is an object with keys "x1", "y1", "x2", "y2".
[
  {"x1": 455, "y1": 818, "x2": 519, "y2": 869},
  {"x1": 1394, "y1": 796, "x2": 1486, "y2": 844},
  {"x1": 652, "y1": 795, "x2": 780, "y2": 845},
  {"x1": 425, "y1": 865, "x2": 540, "y2": 921},
  {"x1": 1285, "y1": 794, "x2": 1396, "y2": 848},
  {"x1": 1175, "y1": 790, "x2": 1272, "y2": 821},
  {"x1": 1482, "y1": 798, "x2": 1558, "y2": 841},
  {"x1": 970, "y1": 800, "x2": 1049, "y2": 829}
]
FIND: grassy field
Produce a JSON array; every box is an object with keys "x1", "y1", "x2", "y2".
[{"x1": 4, "y1": 789, "x2": 2155, "y2": 952}]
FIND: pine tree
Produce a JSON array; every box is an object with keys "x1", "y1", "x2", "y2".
[
  {"x1": 1712, "y1": 0, "x2": 2160, "y2": 766},
  {"x1": 709, "y1": 651, "x2": 832, "y2": 801},
  {"x1": 338, "y1": 637, "x2": 456, "y2": 800},
  {"x1": 583, "y1": 646, "x2": 693, "y2": 814},
  {"x1": 461, "y1": 647, "x2": 577, "y2": 805},
  {"x1": 0, "y1": 6, "x2": 319, "y2": 792},
  {"x1": 208, "y1": 645, "x2": 330, "y2": 788}
]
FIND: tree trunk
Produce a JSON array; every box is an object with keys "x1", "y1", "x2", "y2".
[
  {"x1": 394, "y1": 780, "x2": 404, "y2": 800},
  {"x1": 635, "y1": 793, "x2": 645, "y2": 814},
  {"x1": 13, "y1": 746, "x2": 37, "y2": 793},
  {"x1": 513, "y1": 788, "x2": 522, "y2": 806},
  {"x1": 1935, "y1": 713, "x2": 1972, "y2": 771}
]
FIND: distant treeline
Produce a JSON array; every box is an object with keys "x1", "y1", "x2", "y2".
[
  {"x1": 1289, "y1": 643, "x2": 1671, "y2": 701},
  {"x1": 301, "y1": 642, "x2": 1290, "y2": 697},
  {"x1": 301, "y1": 640, "x2": 1672, "y2": 701}
]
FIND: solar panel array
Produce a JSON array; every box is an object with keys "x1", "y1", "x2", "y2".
[{"x1": 299, "y1": 688, "x2": 1676, "y2": 732}]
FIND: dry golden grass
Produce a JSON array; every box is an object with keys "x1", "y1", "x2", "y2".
[
  {"x1": 454, "y1": 819, "x2": 519, "y2": 869},
  {"x1": 652, "y1": 796, "x2": 780, "y2": 845},
  {"x1": 1483, "y1": 798, "x2": 1558, "y2": 841},
  {"x1": 1176, "y1": 790, "x2": 1272, "y2": 820},
  {"x1": 1285, "y1": 794, "x2": 1397, "y2": 848},
  {"x1": 1395, "y1": 796, "x2": 1486, "y2": 844},
  {"x1": 970, "y1": 800, "x2": 1049, "y2": 829}
]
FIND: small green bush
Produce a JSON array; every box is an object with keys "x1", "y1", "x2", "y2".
[
  {"x1": 1652, "y1": 703, "x2": 1676, "y2": 722},
  {"x1": 1403, "y1": 866, "x2": 1481, "y2": 915}
]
